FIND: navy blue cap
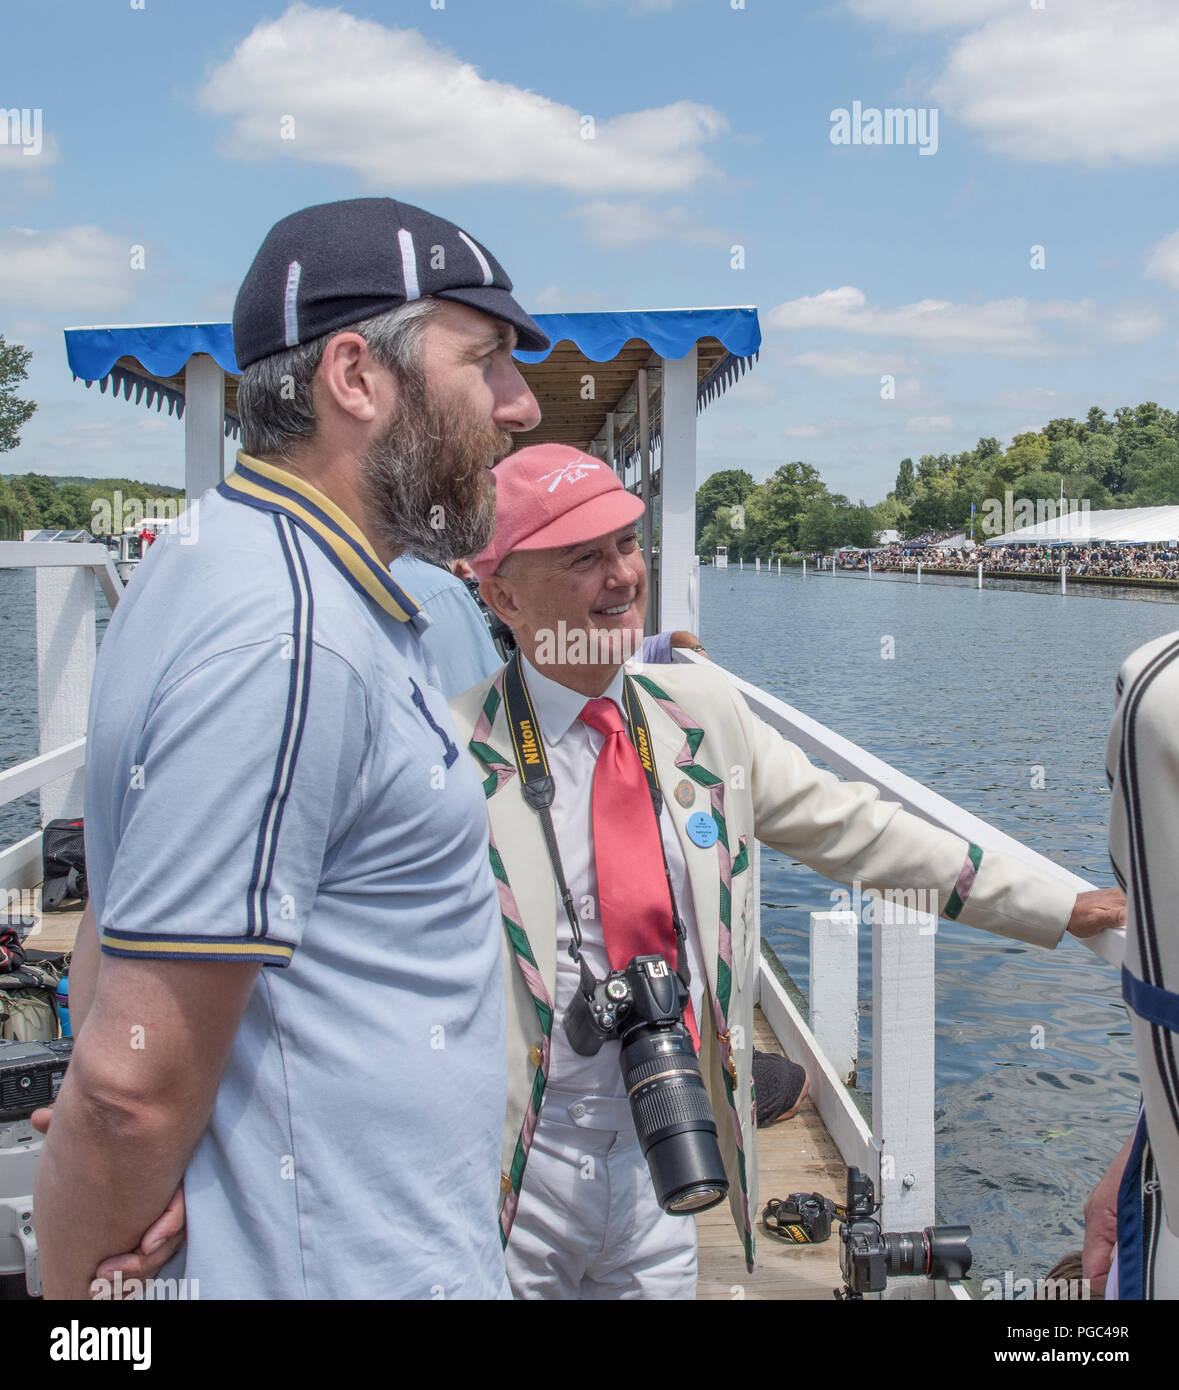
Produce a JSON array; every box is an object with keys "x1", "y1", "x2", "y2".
[{"x1": 232, "y1": 197, "x2": 549, "y2": 369}]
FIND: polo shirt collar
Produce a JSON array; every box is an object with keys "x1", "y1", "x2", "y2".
[
  {"x1": 520, "y1": 652, "x2": 627, "y2": 745},
  {"x1": 219, "y1": 451, "x2": 422, "y2": 623}
]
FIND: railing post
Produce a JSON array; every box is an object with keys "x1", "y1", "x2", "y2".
[
  {"x1": 809, "y1": 910, "x2": 858, "y2": 1086},
  {"x1": 871, "y1": 897, "x2": 937, "y2": 1297},
  {"x1": 34, "y1": 567, "x2": 95, "y2": 825}
]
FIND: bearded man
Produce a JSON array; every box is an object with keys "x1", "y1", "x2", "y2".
[{"x1": 33, "y1": 199, "x2": 543, "y2": 1299}]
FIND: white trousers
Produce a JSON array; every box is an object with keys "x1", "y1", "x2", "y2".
[{"x1": 505, "y1": 1088, "x2": 698, "y2": 1300}]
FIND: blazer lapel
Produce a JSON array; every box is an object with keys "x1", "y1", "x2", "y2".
[
  {"x1": 474, "y1": 694, "x2": 559, "y2": 1009},
  {"x1": 632, "y1": 675, "x2": 723, "y2": 1010}
]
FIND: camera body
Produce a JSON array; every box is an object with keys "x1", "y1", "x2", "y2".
[
  {"x1": 0, "y1": 1037, "x2": 73, "y2": 1122},
  {"x1": 563, "y1": 954, "x2": 728, "y2": 1215},
  {"x1": 564, "y1": 954, "x2": 686, "y2": 1055},
  {"x1": 837, "y1": 1166, "x2": 972, "y2": 1298}
]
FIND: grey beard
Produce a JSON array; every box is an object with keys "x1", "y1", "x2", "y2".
[{"x1": 358, "y1": 394, "x2": 505, "y2": 563}]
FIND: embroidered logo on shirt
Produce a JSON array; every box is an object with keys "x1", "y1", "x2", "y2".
[
  {"x1": 409, "y1": 678, "x2": 458, "y2": 768},
  {"x1": 674, "y1": 778, "x2": 696, "y2": 808}
]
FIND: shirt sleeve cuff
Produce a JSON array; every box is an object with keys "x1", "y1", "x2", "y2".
[{"x1": 100, "y1": 929, "x2": 295, "y2": 966}]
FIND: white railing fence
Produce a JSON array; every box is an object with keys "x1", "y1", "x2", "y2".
[
  {"x1": 673, "y1": 648, "x2": 1122, "y2": 1298},
  {"x1": 0, "y1": 543, "x2": 121, "y2": 893}
]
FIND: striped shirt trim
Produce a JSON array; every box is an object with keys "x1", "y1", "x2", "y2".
[
  {"x1": 943, "y1": 842, "x2": 982, "y2": 921},
  {"x1": 101, "y1": 930, "x2": 296, "y2": 965},
  {"x1": 218, "y1": 452, "x2": 421, "y2": 622},
  {"x1": 244, "y1": 517, "x2": 314, "y2": 938}
]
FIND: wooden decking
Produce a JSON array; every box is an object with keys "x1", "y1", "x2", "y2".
[
  {"x1": 15, "y1": 902, "x2": 848, "y2": 1301},
  {"x1": 695, "y1": 1009, "x2": 847, "y2": 1300}
]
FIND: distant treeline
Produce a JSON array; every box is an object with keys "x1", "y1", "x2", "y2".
[
  {"x1": 0, "y1": 474, "x2": 184, "y2": 541},
  {"x1": 695, "y1": 402, "x2": 1179, "y2": 557}
]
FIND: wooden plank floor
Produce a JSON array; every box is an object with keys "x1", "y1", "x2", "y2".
[
  {"x1": 13, "y1": 902, "x2": 850, "y2": 1299},
  {"x1": 695, "y1": 1008, "x2": 847, "y2": 1300}
]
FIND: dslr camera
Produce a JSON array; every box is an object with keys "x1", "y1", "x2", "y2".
[
  {"x1": 564, "y1": 953, "x2": 728, "y2": 1216},
  {"x1": 837, "y1": 1166, "x2": 972, "y2": 1298}
]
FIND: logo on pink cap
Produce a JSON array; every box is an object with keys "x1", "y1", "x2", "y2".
[{"x1": 470, "y1": 444, "x2": 645, "y2": 580}]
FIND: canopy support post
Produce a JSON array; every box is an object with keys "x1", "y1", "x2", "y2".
[
  {"x1": 659, "y1": 346, "x2": 698, "y2": 635},
  {"x1": 184, "y1": 355, "x2": 226, "y2": 503}
]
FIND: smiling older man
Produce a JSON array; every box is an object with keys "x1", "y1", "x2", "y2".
[{"x1": 448, "y1": 442, "x2": 1126, "y2": 1300}]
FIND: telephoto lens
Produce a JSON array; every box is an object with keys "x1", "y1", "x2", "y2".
[{"x1": 618, "y1": 957, "x2": 728, "y2": 1215}]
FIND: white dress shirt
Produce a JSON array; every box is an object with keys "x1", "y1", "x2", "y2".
[{"x1": 520, "y1": 654, "x2": 707, "y2": 1097}]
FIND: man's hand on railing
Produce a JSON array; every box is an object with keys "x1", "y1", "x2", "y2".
[
  {"x1": 1066, "y1": 888, "x2": 1127, "y2": 938},
  {"x1": 31, "y1": 1105, "x2": 187, "y2": 1296}
]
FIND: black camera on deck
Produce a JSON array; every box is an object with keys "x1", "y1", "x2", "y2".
[
  {"x1": 837, "y1": 1167, "x2": 972, "y2": 1299},
  {"x1": 0, "y1": 1038, "x2": 73, "y2": 1122},
  {"x1": 564, "y1": 954, "x2": 729, "y2": 1216}
]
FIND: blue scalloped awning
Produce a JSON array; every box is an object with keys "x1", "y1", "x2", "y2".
[{"x1": 63, "y1": 307, "x2": 760, "y2": 440}]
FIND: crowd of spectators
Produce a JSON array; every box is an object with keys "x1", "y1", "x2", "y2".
[{"x1": 856, "y1": 543, "x2": 1179, "y2": 582}]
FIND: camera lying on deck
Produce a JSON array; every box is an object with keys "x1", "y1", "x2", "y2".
[
  {"x1": 0, "y1": 1038, "x2": 73, "y2": 1122},
  {"x1": 836, "y1": 1166, "x2": 972, "y2": 1299}
]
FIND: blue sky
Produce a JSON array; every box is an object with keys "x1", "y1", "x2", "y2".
[{"x1": 3, "y1": 0, "x2": 1178, "y2": 503}]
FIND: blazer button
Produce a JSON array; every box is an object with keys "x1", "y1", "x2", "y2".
[
  {"x1": 501, "y1": 1173, "x2": 512, "y2": 1193},
  {"x1": 529, "y1": 1044, "x2": 543, "y2": 1067}
]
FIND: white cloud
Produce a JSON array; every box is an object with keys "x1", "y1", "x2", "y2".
[
  {"x1": 907, "y1": 415, "x2": 955, "y2": 433},
  {"x1": 767, "y1": 285, "x2": 1157, "y2": 354},
  {"x1": 1145, "y1": 229, "x2": 1179, "y2": 291},
  {"x1": 0, "y1": 225, "x2": 139, "y2": 313},
  {"x1": 568, "y1": 199, "x2": 727, "y2": 247},
  {"x1": 788, "y1": 348, "x2": 918, "y2": 377},
  {"x1": 0, "y1": 133, "x2": 59, "y2": 174},
  {"x1": 785, "y1": 418, "x2": 856, "y2": 439},
  {"x1": 931, "y1": 0, "x2": 1179, "y2": 166},
  {"x1": 200, "y1": 5, "x2": 727, "y2": 193},
  {"x1": 844, "y1": 0, "x2": 1021, "y2": 31}
]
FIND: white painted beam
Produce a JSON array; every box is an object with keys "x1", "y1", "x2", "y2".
[
  {"x1": 659, "y1": 347, "x2": 697, "y2": 633},
  {"x1": 0, "y1": 739, "x2": 86, "y2": 810},
  {"x1": 184, "y1": 354, "x2": 226, "y2": 502},
  {"x1": 809, "y1": 910, "x2": 859, "y2": 1086},
  {"x1": 34, "y1": 568, "x2": 94, "y2": 825}
]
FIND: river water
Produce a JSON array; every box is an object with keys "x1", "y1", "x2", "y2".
[
  {"x1": 699, "y1": 562, "x2": 1179, "y2": 1287},
  {"x1": 2, "y1": 560, "x2": 1174, "y2": 1288}
]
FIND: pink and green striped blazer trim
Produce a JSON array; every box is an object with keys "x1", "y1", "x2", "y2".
[
  {"x1": 631, "y1": 672, "x2": 756, "y2": 1269},
  {"x1": 471, "y1": 674, "x2": 554, "y2": 1246}
]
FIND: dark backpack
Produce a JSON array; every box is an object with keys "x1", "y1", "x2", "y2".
[{"x1": 42, "y1": 819, "x2": 87, "y2": 910}]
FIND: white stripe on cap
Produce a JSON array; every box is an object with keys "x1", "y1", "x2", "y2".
[
  {"x1": 283, "y1": 261, "x2": 302, "y2": 347},
  {"x1": 398, "y1": 228, "x2": 420, "y2": 300},
  {"x1": 457, "y1": 230, "x2": 494, "y2": 287}
]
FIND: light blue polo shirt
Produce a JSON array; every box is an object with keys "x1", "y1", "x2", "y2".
[
  {"x1": 83, "y1": 452, "x2": 507, "y2": 1299},
  {"x1": 388, "y1": 554, "x2": 502, "y2": 698}
]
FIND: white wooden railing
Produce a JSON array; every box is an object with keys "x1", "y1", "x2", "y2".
[
  {"x1": 672, "y1": 648, "x2": 1124, "y2": 1299},
  {"x1": 0, "y1": 542, "x2": 121, "y2": 893}
]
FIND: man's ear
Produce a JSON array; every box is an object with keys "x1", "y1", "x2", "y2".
[
  {"x1": 315, "y1": 332, "x2": 393, "y2": 425},
  {"x1": 480, "y1": 573, "x2": 520, "y2": 628}
]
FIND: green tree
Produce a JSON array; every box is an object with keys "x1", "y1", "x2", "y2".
[
  {"x1": 0, "y1": 335, "x2": 36, "y2": 454},
  {"x1": 40, "y1": 499, "x2": 78, "y2": 529},
  {"x1": 8, "y1": 478, "x2": 40, "y2": 527},
  {"x1": 0, "y1": 478, "x2": 24, "y2": 540},
  {"x1": 695, "y1": 469, "x2": 755, "y2": 544},
  {"x1": 894, "y1": 457, "x2": 916, "y2": 502}
]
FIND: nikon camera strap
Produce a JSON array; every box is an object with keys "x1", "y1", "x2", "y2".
[{"x1": 501, "y1": 651, "x2": 692, "y2": 1001}]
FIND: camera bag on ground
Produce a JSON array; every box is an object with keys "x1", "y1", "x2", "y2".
[
  {"x1": 0, "y1": 960, "x2": 65, "y2": 1043},
  {"x1": 41, "y1": 818, "x2": 86, "y2": 910}
]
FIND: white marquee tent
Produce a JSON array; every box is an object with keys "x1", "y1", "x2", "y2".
[{"x1": 985, "y1": 506, "x2": 1179, "y2": 546}]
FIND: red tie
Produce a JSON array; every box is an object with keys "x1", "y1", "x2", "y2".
[{"x1": 578, "y1": 698, "x2": 699, "y2": 1049}]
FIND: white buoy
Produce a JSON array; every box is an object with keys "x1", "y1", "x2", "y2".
[
  {"x1": 917, "y1": 561, "x2": 922, "y2": 584},
  {"x1": 868, "y1": 556, "x2": 873, "y2": 579},
  {"x1": 977, "y1": 562, "x2": 983, "y2": 589},
  {"x1": 802, "y1": 558, "x2": 807, "y2": 578},
  {"x1": 777, "y1": 557, "x2": 781, "y2": 575},
  {"x1": 1061, "y1": 563, "x2": 1067, "y2": 595}
]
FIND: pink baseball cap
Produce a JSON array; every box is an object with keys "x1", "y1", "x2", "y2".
[{"x1": 470, "y1": 444, "x2": 645, "y2": 580}]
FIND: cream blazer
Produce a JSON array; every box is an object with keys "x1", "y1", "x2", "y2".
[{"x1": 450, "y1": 661, "x2": 1076, "y2": 1268}]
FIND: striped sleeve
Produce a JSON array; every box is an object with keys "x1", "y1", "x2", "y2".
[
  {"x1": 98, "y1": 545, "x2": 370, "y2": 965},
  {"x1": 1108, "y1": 631, "x2": 1179, "y2": 1265}
]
